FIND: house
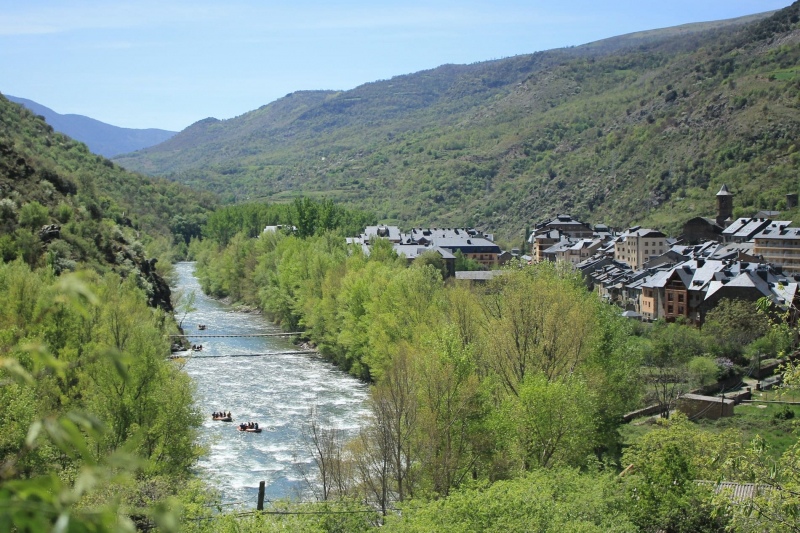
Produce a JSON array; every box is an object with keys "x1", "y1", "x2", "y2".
[
  {"x1": 399, "y1": 228, "x2": 501, "y2": 267},
  {"x1": 392, "y1": 244, "x2": 456, "y2": 278},
  {"x1": 614, "y1": 227, "x2": 668, "y2": 270},
  {"x1": 637, "y1": 258, "x2": 798, "y2": 324},
  {"x1": 547, "y1": 238, "x2": 604, "y2": 265},
  {"x1": 454, "y1": 270, "x2": 508, "y2": 283},
  {"x1": 352, "y1": 226, "x2": 502, "y2": 272},
  {"x1": 753, "y1": 222, "x2": 800, "y2": 276},
  {"x1": 363, "y1": 225, "x2": 403, "y2": 243},
  {"x1": 721, "y1": 217, "x2": 777, "y2": 243},
  {"x1": 528, "y1": 215, "x2": 595, "y2": 262}
]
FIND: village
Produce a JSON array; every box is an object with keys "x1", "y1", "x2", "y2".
[{"x1": 345, "y1": 185, "x2": 800, "y2": 327}]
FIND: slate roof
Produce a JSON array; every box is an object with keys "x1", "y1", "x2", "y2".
[
  {"x1": 393, "y1": 245, "x2": 455, "y2": 260},
  {"x1": 722, "y1": 217, "x2": 774, "y2": 241},
  {"x1": 754, "y1": 223, "x2": 800, "y2": 240}
]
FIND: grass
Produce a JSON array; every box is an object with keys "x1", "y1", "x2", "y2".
[
  {"x1": 620, "y1": 400, "x2": 800, "y2": 461},
  {"x1": 770, "y1": 68, "x2": 798, "y2": 80}
]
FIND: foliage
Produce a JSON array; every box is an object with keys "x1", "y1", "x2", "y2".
[
  {"x1": 642, "y1": 320, "x2": 707, "y2": 417},
  {"x1": 453, "y1": 250, "x2": 482, "y2": 272},
  {"x1": 384, "y1": 469, "x2": 636, "y2": 533},
  {"x1": 621, "y1": 413, "x2": 738, "y2": 532},
  {"x1": 688, "y1": 356, "x2": 722, "y2": 387},
  {"x1": 703, "y1": 298, "x2": 770, "y2": 359},
  {"x1": 721, "y1": 357, "x2": 800, "y2": 532},
  {"x1": 0, "y1": 261, "x2": 202, "y2": 531},
  {"x1": 511, "y1": 373, "x2": 596, "y2": 469},
  {"x1": 203, "y1": 198, "x2": 373, "y2": 247}
]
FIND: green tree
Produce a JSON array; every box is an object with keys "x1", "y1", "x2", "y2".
[
  {"x1": 644, "y1": 320, "x2": 707, "y2": 417},
  {"x1": 482, "y1": 263, "x2": 596, "y2": 395},
  {"x1": 621, "y1": 413, "x2": 737, "y2": 533},
  {"x1": 702, "y1": 299, "x2": 770, "y2": 358},
  {"x1": 413, "y1": 250, "x2": 447, "y2": 279},
  {"x1": 722, "y1": 359, "x2": 800, "y2": 532},
  {"x1": 453, "y1": 250, "x2": 481, "y2": 272},
  {"x1": 513, "y1": 373, "x2": 596, "y2": 469},
  {"x1": 385, "y1": 468, "x2": 636, "y2": 533},
  {"x1": 18, "y1": 201, "x2": 49, "y2": 229}
]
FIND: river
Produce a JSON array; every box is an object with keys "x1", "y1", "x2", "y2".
[{"x1": 173, "y1": 262, "x2": 370, "y2": 507}]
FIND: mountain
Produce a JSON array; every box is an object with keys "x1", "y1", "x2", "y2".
[
  {"x1": 113, "y1": 6, "x2": 800, "y2": 240},
  {"x1": 0, "y1": 94, "x2": 216, "y2": 308},
  {"x1": 6, "y1": 95, "x2": 177, "y2": 158}
]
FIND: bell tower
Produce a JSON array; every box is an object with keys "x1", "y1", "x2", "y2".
[{"x1": 716, "y1": 184, "x2": 733, "y2": 227}]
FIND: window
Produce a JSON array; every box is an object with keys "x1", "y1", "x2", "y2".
[
  {"x1": 678, "y1": 294, "x2": 684, "y2": 303},
  {"x1": 667, "y1": 305, "x2": 673, "y2": 314},
  {"x1": 678, "y1": 305, "x2": 684, "y2": 314},
  {"x1": 667, "y1": 293, "x2": 674, "y2": 301}
]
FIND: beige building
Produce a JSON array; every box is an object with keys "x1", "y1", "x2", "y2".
[
  {"x1": 614, "y1": 227, "x2": 668, "y2": 270},
  {"x1": 753, "y1": 222, "x2": 800, "y2": 275}
]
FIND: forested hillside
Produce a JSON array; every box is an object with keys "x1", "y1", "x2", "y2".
[
  {"x1": 0, "y1": 94, "x2": 216, "y2": 306},
  {"x1": 0, "y1": 96, "x2": 219, "y2": 528},
  {"x1": 114, "y1": 6, "x2": 800, "y2": 238}
]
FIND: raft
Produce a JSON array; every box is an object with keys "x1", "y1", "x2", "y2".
[
  {"x1": 237, "y1": 426, "x2": 262, "y2": 433},
  {"x1": 212, "y1": 415, "x2": 232, "y2": 422}
]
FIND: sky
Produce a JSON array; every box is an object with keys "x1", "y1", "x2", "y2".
[{"x1": 0, "y1": 1, "x2": 793, "y2": 131}]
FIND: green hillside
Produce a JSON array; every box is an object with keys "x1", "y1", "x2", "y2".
[
  {"x1": 115, "y1": 6, "x2": 800, "y2": 239},
  {"x1": 0, "y1": 94, "x2": 216, "y2": 307}
]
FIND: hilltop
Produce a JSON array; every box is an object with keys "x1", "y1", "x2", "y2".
[
  {"x1": 114, "y1": 6, "x2": 800, "y2": 239},
  {"x1": 6, "y1": 95, "x2": 177, "y2": 158}
]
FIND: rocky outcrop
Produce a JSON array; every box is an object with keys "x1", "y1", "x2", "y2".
[
  {"x1": 38, "y1": 223, "x2": 60, "y2": 242},
  {"x1": 139, "y1": 257, "x2": 173, "y2": 312}
]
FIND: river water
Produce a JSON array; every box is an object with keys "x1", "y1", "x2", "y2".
[{"x1": 173, "y1": 262, "x2": 370, "y2": 507}]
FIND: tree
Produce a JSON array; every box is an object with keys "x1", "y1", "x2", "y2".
[
  {"x1": 384, "y1": 468, "x2": 636, "y2": 533},
  {"x1": 702, "y1": 298, "x2": 770, "y2": 358},
  {"x1": 414, "y1": 327, "x2": 481, "y2": 496},
  {"x1": 481, "y1": 264, "x2": 596, "y2": 395},
  {"x1": 621, "y1": 413, "x2": 737, "y2": 533},
  {"x1": 644, "y1": 320, "x2": 707, "y2": 417},
  {"x1": 17, "y1": 201, "x2": 49, "y2": 229},
  {"x1": 722, "y1": 359, "x2": 800, "y2": 532},
  {"x1": 453, "y1": 250, "x2": 481, "y2": 272},
  {"x1": 513, "y1": 373, "x2": 596, "y2": 469},
  {"x1": 372, "y1": 345, "x2": 418, "y2": 504},
  {"x1": 302, "y1": 406, "x2": 353, "y2": 502},
  {"x1": 413, "y1": 250, "x2": 447, "y2": 279}
]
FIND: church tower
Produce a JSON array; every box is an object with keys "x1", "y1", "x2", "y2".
[{"x1": 716, "y1": 184, "x2": 733, "y2": 227}]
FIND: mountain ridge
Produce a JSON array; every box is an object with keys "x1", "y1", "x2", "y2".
[{"x1": 6, "y1": 95, "x2": 177, "y2": 158}]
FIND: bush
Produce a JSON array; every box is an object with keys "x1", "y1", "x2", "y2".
[
  {"x1": 18, "y1": 201, "x2": 49, "y2": 229},
  {"x1": 774, "y1": 405, "x2": 795, "y2": 421}
]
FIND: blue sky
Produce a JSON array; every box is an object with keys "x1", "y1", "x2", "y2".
[{"x1": 0, "y1": 1, "x2": 791, "y2": 131}]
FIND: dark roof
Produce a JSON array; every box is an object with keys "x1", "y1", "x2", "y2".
[{"x1": 717, "y1": 184, "x2": 733, "y2": 196}]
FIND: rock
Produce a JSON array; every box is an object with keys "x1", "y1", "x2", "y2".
[{"x1": 38, "y1": 224, "x2": 60, "y2": 242}]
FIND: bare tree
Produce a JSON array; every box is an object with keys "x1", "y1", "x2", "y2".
[{"x1": 301, "y1": 406, "x2": 353, "y2": 500}]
